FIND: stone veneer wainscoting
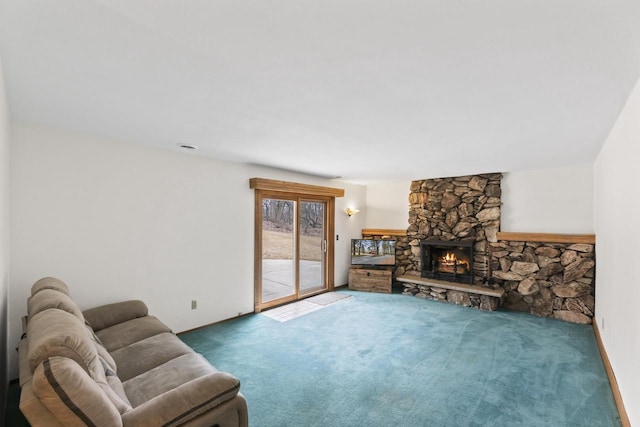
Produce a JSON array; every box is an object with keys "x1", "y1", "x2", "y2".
[{"x1": 490, "y1": 236, "x2": 595, "y2": 324}]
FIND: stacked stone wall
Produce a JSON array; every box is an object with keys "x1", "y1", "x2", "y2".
[
  {"x1": 396, "y1": 173, "x2": 502, "y2": 285},
  {"x1": 490, "y1": 241, "x2": 595, "y2": 323},
  {"x1": 401, "y1": 283, "x2": 500, "y2": 311},
  {"x1": 368, "y1": 172, "x2": 596, "y2": 324}
]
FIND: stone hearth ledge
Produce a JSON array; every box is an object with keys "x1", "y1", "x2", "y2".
[{"x1": 397, "y1": 274, "x2": 504, "y2": 311}]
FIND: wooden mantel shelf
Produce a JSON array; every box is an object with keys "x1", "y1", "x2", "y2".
[
  {"x1": 497, "y1": 232, "x2": 595, "y2": 244},
  {"x1": 362, "y1": 229, "x2": 407, "y2": 237}
]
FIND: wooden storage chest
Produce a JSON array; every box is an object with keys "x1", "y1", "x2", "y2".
[{"x1": 348, "y1": 268, "x2": 392, "y2": 293}]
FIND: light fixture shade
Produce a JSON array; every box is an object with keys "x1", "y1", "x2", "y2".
[{"x1": 345, "y1": 208, "x2": 360, "y2": 217}]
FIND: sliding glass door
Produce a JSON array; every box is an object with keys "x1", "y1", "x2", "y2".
[
  {"x1": 299, "y1": 201, "x2": 325, "y2": 295},
  {"x1": 257, "y1": 194, "x2": 329, "y2": 310},
  {"x1": 251, "y1": 178, "x2": 342, "y2": 312}
]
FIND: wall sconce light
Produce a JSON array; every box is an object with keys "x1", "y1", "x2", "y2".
[{"x1": 345, "y1": 208, "x2": 360, "y2": 217}]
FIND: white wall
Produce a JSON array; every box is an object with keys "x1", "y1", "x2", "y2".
[
  {"x1": 338, "y1": 181, "x2": 367, "y2": 278},
  {"x1": 365, "y1": 180, "x2": 410, "y2": 229},
  {"x1": 8, "y1": 124, "x2": 366, "y2": 378},
  {"x1": 594, "y1": 77, "x2": 640, "y2": 425},
  {"x1": 0, "y1": 57, "x2": 10, "y2": 424},
  {"x1": 501, "y1": 165, "x2": 594, "y2": 233},
  {"x1": 364, "y1": 170, "x2": 594, "y2": 235}
]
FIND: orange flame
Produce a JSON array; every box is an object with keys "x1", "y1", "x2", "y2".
[{"x1": 440, "y1": 252, "x2": 470, "y2": 269}]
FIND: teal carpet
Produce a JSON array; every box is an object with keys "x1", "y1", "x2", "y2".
[{"x1": 181, "y1": 290, "x2": 620, "y2": 427}]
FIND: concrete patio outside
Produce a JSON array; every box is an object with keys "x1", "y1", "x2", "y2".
[{"x1": 262, "y1": 259, "x2": 323, "y2": 302}]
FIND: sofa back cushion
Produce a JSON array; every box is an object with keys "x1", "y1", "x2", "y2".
[
  {"x1": 27, "y1": 309, "x2": 101, "y2": 378},
  {"x1": 31, "y1": 277, "x2": 70, "y2": 297},
  {"x1": 28, "y1": 289, "x2": 85, "y2": 322},
  {"x1": 83, "y1": 300, "x2": 148, "y2": 332},
  {"x1": 32, "y1": 356, "x2": 123, "y2": 427}
]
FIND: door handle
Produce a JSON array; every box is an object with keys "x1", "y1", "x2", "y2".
[{"x1": 321, "y1": 240, "x2": 327, "y2": 252}]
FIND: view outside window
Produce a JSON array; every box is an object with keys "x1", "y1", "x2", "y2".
[
  {"x1": 261, "y1": 199, "x2": 295, "y2": 302},
  {"x1": 300, "y1": 201, "x2": 324, "y2": 293},
  {"x1": 261, "y1": 198, "x2": 326, "y2": 303}
]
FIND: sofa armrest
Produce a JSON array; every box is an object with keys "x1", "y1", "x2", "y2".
[
  {"x1": 83, "y1": 300, "x2": 148, "y2": 331},
  {"x1": 122, "y1": 372, "x2": 241, "y2": 427}
]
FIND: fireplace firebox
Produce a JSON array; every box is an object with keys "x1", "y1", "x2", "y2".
[{"x1": 420, "y1": 240, "x2": 474, "y2": 284}]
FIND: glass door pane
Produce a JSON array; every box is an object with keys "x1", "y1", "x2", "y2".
[
  {"x1": 261, "y1": 198, "x2": 296, "y2": 303},
  {"x1": 299, "y1": 201, "x2": 326, "y2": 294}
]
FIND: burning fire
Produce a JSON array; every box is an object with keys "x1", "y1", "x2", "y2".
[
  {"x1": 442, "y1": 253, "x2": 457, "y2": 263},
  {"x1": 440, "y1": 252, "x2": 470, "y2": 269}
]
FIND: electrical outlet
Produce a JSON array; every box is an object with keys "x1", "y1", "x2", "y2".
[
  {"x1": 191, "y1": 300, "x2": 197, "y2": 310},
  {"x1": 602, "y1": 317, "x2": 605, "y2": 330}
]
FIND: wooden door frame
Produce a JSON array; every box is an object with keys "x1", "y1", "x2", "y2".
[{"x1": 250, "y1": 178, "x2": 343, "y2": 313}]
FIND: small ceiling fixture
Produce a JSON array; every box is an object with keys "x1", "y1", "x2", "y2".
[
  {"x1": 177, "y1": 143, "x2": 198, "y2": 150},
  {"x1": 345, "y1": 208, "x2": 360, "y2": 217}
]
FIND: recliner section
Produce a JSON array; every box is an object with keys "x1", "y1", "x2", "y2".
[{"x1": 18, "y1": 277, "x2": 249, "y2": 427}]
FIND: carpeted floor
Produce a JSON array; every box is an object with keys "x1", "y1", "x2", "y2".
[
  {"x1": 180, "y1": 290, "x2": 620, "y2": 427},
  {"x1": 5, "y1": 290, "x2": 619, "y2": 426}
]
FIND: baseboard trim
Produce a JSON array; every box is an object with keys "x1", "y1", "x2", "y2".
[
  {"x1": 593, "y1": 321, "x2": 631, "y2": 427},
  {"x1": 177, "y1": 312, "x2": 254, "y2": 336}
]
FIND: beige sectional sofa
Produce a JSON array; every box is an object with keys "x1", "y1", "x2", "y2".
[{"x1": 18, "y1": 277, "x2": 248, "y2": 426}]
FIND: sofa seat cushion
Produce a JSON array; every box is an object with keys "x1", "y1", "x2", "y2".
[
  {"x1": 96, "y1": 316, "x2": 171, "y2": 352},
  {"x1": 123, "y1": 353, "x2": 219, "y2": 408},
  {"x1": 110, "y1": 332, "x2": 194, "y2": 382}
]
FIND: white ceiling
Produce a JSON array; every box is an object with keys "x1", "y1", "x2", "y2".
[{"x1": 1, "y1": 1, "x2": 639, "y2": 182}]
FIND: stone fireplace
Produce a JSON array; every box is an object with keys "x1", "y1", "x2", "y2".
[
  {"x1": 420, "y1": 240, "x2": 474, "y2": 284},
  {"x1": 394, "y1": 172, "x2": 597, "y2": 323},
  {"x1": 395, "y1": 173, "x2": 503, "y2": 285}
]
